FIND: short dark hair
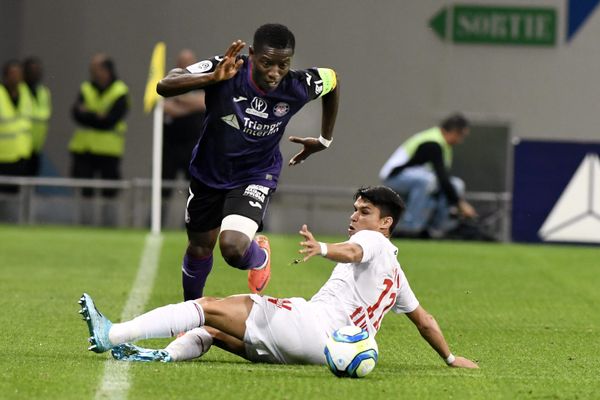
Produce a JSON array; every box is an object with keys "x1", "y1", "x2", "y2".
[
  {"x1": 2, "y1": 59, "x2": 21, "y2": 78},
  {"x1": 441, "y1": 113, "x2": 469, "y2": 132},
  {"x1": 354, "y1": 186, "x2": 405, "y2": 233},
  {"x1": 23, "y1": 56, "x2": 41, "y2": 70},
  {"x1": 101, "y1": 57, "x2": 118, "y2": 81},
  {"x1": 253, "y1": 23, "x2": 295, "y2": 53}
]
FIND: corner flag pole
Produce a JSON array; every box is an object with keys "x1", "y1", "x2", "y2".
[
  {"x1": 144, "y1": 42, "x2": 166, "y2": 235},
  {"x1": 150, "y1": 98, "x2": 164, "y2": 235}
]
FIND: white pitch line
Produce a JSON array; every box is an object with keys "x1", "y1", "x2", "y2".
[{"x1": 95, "y1": 234, "x2": 164, "y2": 400}]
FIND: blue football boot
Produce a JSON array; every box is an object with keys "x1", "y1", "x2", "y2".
[
  {"x1": 78, "y1": 293, "x2": 113, "y2": 353},
  {"x1": 111, "y1": 343, "x2": 172, "y2": 362}
]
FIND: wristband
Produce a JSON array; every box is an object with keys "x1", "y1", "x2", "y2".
[
  {"x1": 319, "y1": 242, "x2": 328, "y2": 257},
  {"x1": 444, "y1": 353, "x2": 456, "y2": 365},
  {"x1": 318, "y1": 135, "x2": 332, "y2": 148}
]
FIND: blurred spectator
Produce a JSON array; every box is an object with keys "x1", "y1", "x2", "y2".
[
  {"x1": 162, "y1": 49, "x2": 205, "y2": 197},
  {"x1": 0, "y1": 60, "x2": 33, "y2": 192},
  {"x1": 379, "y1": 113, "x2": 477, "y2": 238},
  {"x1": 23, "y1": 57, "x2": 52, "y2": 176},
  {"x1": 69, "y1": 54, "x2": 129, "y2": 197}
]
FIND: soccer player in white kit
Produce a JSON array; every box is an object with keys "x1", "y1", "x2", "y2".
[{"x1": 79, "y1": 186, "x2": 478, "y2": 369}]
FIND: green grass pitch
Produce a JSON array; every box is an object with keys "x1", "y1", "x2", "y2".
[{"x1": 1, "y1": 224, "x2": 600, "y2": 399}]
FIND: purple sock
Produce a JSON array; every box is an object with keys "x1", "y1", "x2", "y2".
[
  {"x1": 182, "y1": 253, "x2": 213, "y2": 300},
  {"x1": 230, "y1": 240, "x2": 266, "y2": 270}
]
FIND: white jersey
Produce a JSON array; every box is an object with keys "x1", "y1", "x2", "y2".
[{"x1": 309, "y1": 230, "x2": 419, "y2": 338}]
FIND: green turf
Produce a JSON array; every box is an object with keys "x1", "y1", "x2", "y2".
[{"x1": 1, "y1": 224, "x2": 599, "y2": 399}]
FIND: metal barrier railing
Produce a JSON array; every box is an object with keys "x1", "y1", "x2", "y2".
[
  {"x1": 0, "y1": 176, "x2": 186, "y2": 227},
  {"x1": 463, "y1": 191, "x2": 512, "y2": 242},
  {"x1": 0, "y1": 176, "x2": 512, "y2": 240}
]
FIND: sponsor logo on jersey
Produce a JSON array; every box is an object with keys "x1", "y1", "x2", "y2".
[
  {"x1": 273, "y1": 102, "x2": 290, "y2": 117},
  {"x1": 244, "y1": 184, "x2": 269, "y2": 203},
  {"x1": 233, "y1": 96, "x2": 247, "y2": 103},
  {"x1": 246, "y1": 97, "x2": 269, "y2": 118},
  {"x1": 188, "y1": 60, "x2": 213, "y2": 73},
  {"x1": 242, "y1": 117, "x2": 282, "y2": 137},
  {"x1": 221, "y1": 114, "x2": 240, "y2": 129}
]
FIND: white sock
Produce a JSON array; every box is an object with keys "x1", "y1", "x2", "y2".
[
  {"x1": 109, "y1": 301, "x2": 205, "y2": 345},
  {"x1": 164, "y1": 327, "x2": 213, "y2": 361}
]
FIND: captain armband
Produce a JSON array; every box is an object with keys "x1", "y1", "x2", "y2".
[{"x1": 316, "y1": 68, "x2": 337, "y2": 97}]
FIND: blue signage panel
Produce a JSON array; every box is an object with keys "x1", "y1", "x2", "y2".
[
  {"x1": 512, "y1": 140, "x2": 600, "y2": 243},
  {"x1": 567, "y1": 0, "x2": 600, "y2": 41}
]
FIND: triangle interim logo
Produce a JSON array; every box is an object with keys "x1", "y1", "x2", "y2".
[{"x1": 538, "y1": 153, "x2": 600, "y2": 243}]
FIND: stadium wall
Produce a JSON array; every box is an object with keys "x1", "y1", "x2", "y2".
[
  {"x1": 3, "y1": 0, "x2": 598, "y2": 190},
  {"x1": 0, "y1": 1, "x2": 22, "y2": 62}
]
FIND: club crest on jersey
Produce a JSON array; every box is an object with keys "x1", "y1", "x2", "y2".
[
  {"x1": 246, "y1": 97, "x2": 269, "y2": 118},
  {"x1": 273, "y1": 102, "x2": 290, "y2": 117}
]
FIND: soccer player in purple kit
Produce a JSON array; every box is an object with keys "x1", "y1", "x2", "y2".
[{"x1": 157, "y1": 24, "x2": 339, "y2": 298}]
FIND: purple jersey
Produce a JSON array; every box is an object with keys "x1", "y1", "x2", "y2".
[{"x1": 185, "y1": 55, "x2": 331, "y2": 189}]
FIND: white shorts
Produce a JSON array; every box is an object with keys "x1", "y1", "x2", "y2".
[{"x1": 244, "y1": 294, "x2": 328, "y2": 365}]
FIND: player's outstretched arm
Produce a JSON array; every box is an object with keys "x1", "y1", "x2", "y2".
[
  {"x1": 298, "y1": 224, "x2": 362, "y2": 263},
  {"x1": 288, "y1": 77, "x2": 340, "y2": 166},
  {"x1": 406, "y1": 305, "x2": 479, "y2": 369},
  {"x1": 157, "y1": 40, "x2": 246, "y2": 97}
]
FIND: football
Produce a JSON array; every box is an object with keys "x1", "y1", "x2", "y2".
[{"x1": 324, "y1": 325, "x2": 379, "y2": 378}]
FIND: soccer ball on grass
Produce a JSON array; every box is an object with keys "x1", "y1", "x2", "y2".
[{"x1": 324, "y1": 325, "x2": 378, "y2": 378}]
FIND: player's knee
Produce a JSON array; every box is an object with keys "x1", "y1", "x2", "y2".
[
  {"x1": 186, "y1": 243, "x2": 212, "y2": 259},
  {"x1": 196, "y1": 297, "x2": 229, "y2": 324},
  {"x1": 203, "y1": 325, "x2": 221, "y2": 340},
  {"x1": 219, "y1": 235, "x2": 247, "y2": 267},
  {"x1": 197, "y1": 297, "x2": 218, "y2": 307}
]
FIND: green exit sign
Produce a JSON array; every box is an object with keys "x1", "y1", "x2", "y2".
[{"x1": 430, "y1": 5, "x2": 557, "y2": 46}]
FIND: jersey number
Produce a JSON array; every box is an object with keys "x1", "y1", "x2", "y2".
[{"x1": 349, "y1": 271, "x2": 400, "y2": 331}]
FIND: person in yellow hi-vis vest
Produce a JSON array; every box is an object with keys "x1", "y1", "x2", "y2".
[
  {"x1": 379, "y1": 114, "x2": 477, "y2": 238},
  {"x1": 0, "y1": 60, "x2": 33, "y2": 193},
  {"x1": 69, "y1": 54, "x2": 129, "y2": 197},
  {"x1": 23, "y1": 57, "x2": 51, "y2": 176}
]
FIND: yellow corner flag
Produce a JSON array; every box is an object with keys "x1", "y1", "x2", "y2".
[{"x1": 144, "y1": 42, "x2": 166, "y2": 113}]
